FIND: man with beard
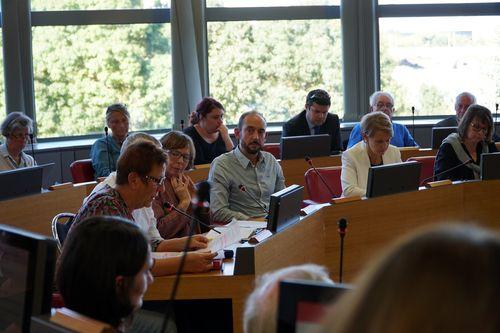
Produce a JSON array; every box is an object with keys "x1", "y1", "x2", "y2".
[{"x1": 208, "y1": 111, "x2": 285, "y2": 222}]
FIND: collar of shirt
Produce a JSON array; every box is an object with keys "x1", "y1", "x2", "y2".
[
  {"x1": 233, "y1": 145, "x2": 264, "y2": 168},
  {"x1": 306, "y1": 115, "x2": 316, "y2": 134},
  {"x1": 0, "y1": 144, "x2": 25, "y2": 168}
]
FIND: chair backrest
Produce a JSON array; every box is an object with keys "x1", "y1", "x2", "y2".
[
  {"x1": 70, "y1": 159, "x2": 95, "y2": 183},
  {"x1": 263, "y1": 143, "x2": 281, "y2": 159},
  {"x1": 406, "y1": 156, "x2": 436, "y2": 185},
  {"x1": 304, "y1": 166, "x2": 342, "y2": 203},
  {"x1": 51, "y1": 213, "x2": 76, "y2": 251}
]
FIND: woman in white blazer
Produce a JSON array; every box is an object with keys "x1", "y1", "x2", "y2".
[{"x1": 341, "y1": 111, "x2": 402, "y2": 197}]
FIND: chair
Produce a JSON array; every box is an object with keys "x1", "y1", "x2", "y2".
[
  {"x1": 304, "y1": 166, "x2": 342, "y2": 203},
  {"x1": 51, "y1": 213, "x2": 76, "y2": 251},
  {"x1": 70, "y1": 159, "x2": 95, "y2": 184},
  {"x1": 263, "y1": 143, "x2": 281, "y2": 159},
  {"x1": 406, "y1": 156, "x2": 436, "y2": 185}
]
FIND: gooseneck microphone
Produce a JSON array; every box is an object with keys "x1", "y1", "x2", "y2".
[
  {"x1": 104, "y1": 127, "x2": 113, "y2": 174},
  {"x1": 29, "y1": 133, "x2": 36, "y2": 164},
  {"x1": 337, "y1": 218, "x2": 347, "y2": 283},
  {"x1": 421, "y1": 159, "x2": 473, "y2": 185},
  {"x1": 238, "y1": 184, "x2": 269, "y2": 215},
  {"x1": 162, "y1": 201, "x2": 221, "y2": 234},
  {"x1": 305, "y1": 156, "x2": 335, "y2": 199},
  {"x1": 180, "y1": 119, "x2": 185, "y2": 131},
  {"x1": 411, "y1": 106, "x2": 416, "y2": 143}
]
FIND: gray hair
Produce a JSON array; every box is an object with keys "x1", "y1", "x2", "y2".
[
  {"x1": 120, "y1": 132, "x2": 160, "y2": 154},
  {"x1": 369, "y1": 91, "x2": 394, "y2": 108},
  {"x1": 105, "y1": 103, "x2": 130, "y2": 124},
  {"x1": 360, "y1": 111, "x2": 393, "y2": 138},
  {"x1": 455, "y1": 92, "x2": 476, "y2": 108},
  {"x1": 1, "y1": 112, "x2": 33, "y2": 137},
  {"x1": 243, "y1": 264, "x2": 333, "y2": 333}
]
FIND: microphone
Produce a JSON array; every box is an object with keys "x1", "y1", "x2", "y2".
[
  {"x1": 305, "y1": 156, "x2": 335, "y2": 199},
  {"x1": 162, "y1": 201, "x2": 221, "y2": 234},
  {"x1": 411, "y1": 106, "x2": 416, "y2": 143},
  {"x1": 238, "y1": 184, "x2": 269, "y2": 216},
  {"x1": 337, "y1": 218, "x2": 348, "y2": 283},
  {"x1": 29, "y1": 133, "x2": 36, "y2": 164},
  {"x1": 421, "y1": 159, "x2": 473, "y2": 185},
  {"x1": 104, "y1": 127, "x2": 113, "y2": 174},
  {"x1": 495, "y1": 103, "x2": 498, "y2": 138},
  {"x1": 180, "y1": 119, "x2": 185, "y2": 131}
]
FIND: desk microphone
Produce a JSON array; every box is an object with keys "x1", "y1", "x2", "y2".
[
  {"x1": 305, "y1": 156, "x2": 335, "y2": 198},
  {"x1": 180, "y1": 119, "x2": 185, "y2": 131},
  {"x1": 421, "y1": 159, "x2": 473, "y2": 185},
  {"x1": 238, "y1": 184, "x2": 269, "y2": 215},
  {"x1": 337, "y1": 218, "x2": 348, "y2": 283},
  {"x1": 29, "y1": 133, "x2": 36, "y2": 163},
  {"x1": 104, "y1": 127, "x2": 113, "y2": 174},
  {"x1": 162, "y1": 201, "x2": 221, "y2": 234},
  {"x1": 411, "y1": 106, "x2": 416, "y2": 142}
]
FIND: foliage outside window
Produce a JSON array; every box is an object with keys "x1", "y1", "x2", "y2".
[{"x1": 31, "y1": 0, "x2": 170, "y2": 11}]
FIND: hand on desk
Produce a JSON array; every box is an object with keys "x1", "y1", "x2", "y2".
[{"x1": 184, "y1": 252, "x2": 217, "y2": 273}]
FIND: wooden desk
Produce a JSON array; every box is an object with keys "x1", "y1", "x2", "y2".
[
  {"x1": 322, "y1": 180, "x2": 500, "y2": 283},
  {"x1": 145, "y1": 210, "x2": 326, "y2": 333}
]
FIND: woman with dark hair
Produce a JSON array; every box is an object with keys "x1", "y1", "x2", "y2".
[
  {"x1": 56, "y1": 216, "x2": 153, "y2": 331},
  {"x1": 434, "y1": 104, "x2": 497, "y2": 181},
  {"x1": 322, "y1": 224, "x2": 500, "y2": 333},
  {"x1": 0, "y1": 112, "x2": 36, "y2": 171},
  {"x1": 183, "y1": 97, "x2": 234, "y2": 165},
  {"x1": 152, "y1": 131, "x2": 200, "y2": 239}
]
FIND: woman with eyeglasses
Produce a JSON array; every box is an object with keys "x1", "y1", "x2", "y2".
[
  {"x1": 0, "y1": 112, "x2": 36, "y2": 172},
  {"x1": 183, "y1": 97, "x2": 234, "y2": 165},
  {"x1": 152, "y1": 131, "x2": 199, "y2": 239},
  {"x1": 434, "y1": 104, "x2": 497, "y2": 181}
]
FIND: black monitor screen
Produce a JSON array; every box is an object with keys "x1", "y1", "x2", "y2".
[
  {"x1": 280, "y1": 135, "x2": 332, "y2": 160},
  {"x1": 0, "y1": 166, "x2": 44, "y2": 201},
  {"x1": 267, "y1": 185, "x2": 304, "y2": 233},
  {"x1": 481, "y1": 152, "x2": 500, "y2": 180},
  {"x1": 277, "y1": 279, "x2": 351, "y2": 333},
  {"x1": 366, "y1": 161, "x2": 422, "y2": 198},
  {"x1": 0, "y1": 225, "x2": 56, "y2": 333},
  {"x1": 432, "y1": 127, "x2": 457, "y2": 149}
]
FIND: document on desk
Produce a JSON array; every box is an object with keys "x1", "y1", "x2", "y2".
[
  {"x1": 301, "y1": 202, "x2": 331, "y2": 215},
  {"x1": 205, "y1": 220, "x2": 241, "y2": 252}
]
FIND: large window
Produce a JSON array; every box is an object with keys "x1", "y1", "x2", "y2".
[
  {"x1": 380, "y1": 16, "x2": 500, "y2": 117},
  {"x1": 31, "y1": 0, "x2": 170, "y2": 11},
  {"x1": 207, "y1": 0, "x2": 339, "y2": 7},
  {"x1": 208, "y1": 18, "x2": 342, "y2": 124}
]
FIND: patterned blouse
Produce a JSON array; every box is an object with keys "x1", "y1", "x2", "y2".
[{"x1": 69, "y1": 185, "x2": 134, "y2": 233}]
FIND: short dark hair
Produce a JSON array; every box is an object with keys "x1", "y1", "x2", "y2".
[
  {"x1": 457, "y1": 104, "x2": 494, "y2": 142},
  {"x1": 305, "y1": 89, "x2": 331, "y2": 107},
  {"x1": 56, "y1": 216, "x2": 149, "y2": 328},
  {"x1": 115, "y1": 141, "x2": 167, "y2": 185},
  {"x1": 191, "y1": 97, "x2": 224, "y2": 124},
  {"x1": 237, "y1": 110, "x2": 266, "y2": 130}
]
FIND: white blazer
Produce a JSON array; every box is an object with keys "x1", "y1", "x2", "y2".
[{"x1": 341, "y1": 141, "x2": 402, "y2": 197}]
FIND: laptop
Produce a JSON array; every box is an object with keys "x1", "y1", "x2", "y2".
[
  {"x1": 0, "y1": 165, "x2": 44, "y2": 201},
  {"x1": 431, "y1": 127, "x2": 457, "y2": 149},
  {"x1": 480, "y1": 152, "x2": 500, "y2": 180}
]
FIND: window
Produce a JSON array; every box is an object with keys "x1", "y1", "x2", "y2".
[
  {"x1": 31, "y1": 0, "x2": 170, "y2": 11},
  {"x1": 208, "y1": 19, "x2": 343, "y2": 124},
  {"x1": 206, "y1": 0, "x2": 339, "y2": 7},
  {"x1": 32, "y1": 24, "x2": 172, "y2": 138},
  {"x1": 379, "y1": 16, "x2": 500, "y2": 117},
  {"x1": 379, "y1": 0, "x2": 498, "y2": 4}
]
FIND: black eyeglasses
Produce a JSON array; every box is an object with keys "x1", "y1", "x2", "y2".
[
  {"x1": 167, "y1": 150, "x2": 191, "y2": 162},
  {"x1": 143, "y1": 175, "x2": 166, "y2": 186}
]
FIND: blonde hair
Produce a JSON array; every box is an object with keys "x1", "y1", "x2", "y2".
[{"x1": 360, "y1": 111, "x2": 393, "y2": 138}]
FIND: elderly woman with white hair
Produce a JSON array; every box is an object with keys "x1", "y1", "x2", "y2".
[
  {"x1": 0, "y1": 112, "x2": 36, "y2": 171},
  {"x1": 341, "y1": 112, "x2": 402, "y2": 197},
  {"x1": 347, "y1": 91, "x2": 417, "y2": 149}
]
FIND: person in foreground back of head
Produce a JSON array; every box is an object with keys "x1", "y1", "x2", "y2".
[
  {"x1": 434, "y1": 104, "x2": 497, "y2": 181},
  {"x1": 208, "y1": 110, "x2": 285, "y2": 222},
  {"x1": 0, "y1": 112, "x2": 36, "y2": 171},
  {"x1": 57, "y1": 216, "x2": 153, "y2": 332},
  {"x1": 244, "y1": 264, "x2": 333, "y2": 333},
  {"x1": 322, "y1": 224, "x2": 500, "y2": 333}
]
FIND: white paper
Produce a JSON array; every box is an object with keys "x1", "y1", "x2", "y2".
[
  {"x1": 204, "y1": 219, "x2": 242, "y2": 252},
  {"x1": 236, "y1": 220, "x2": 267, "y2": 229},
  {"x1": 301, "y1": 202, "x2": 331, "y2": 215}
]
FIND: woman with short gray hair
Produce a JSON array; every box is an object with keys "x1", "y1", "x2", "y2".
[
  {"x1": 341, "y1": 112, "x2": 401, "y2": 197},
  {"x1": 0, "y1": 112, "x2": 36, "y2": 171}
]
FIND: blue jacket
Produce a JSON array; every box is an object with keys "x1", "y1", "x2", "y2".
[
  {"x1": 90, "y1": 136, "x2": 121, "y2": 178},
  {"x1": 347, "y1": 122, "x2": 418, "y2": 149}
]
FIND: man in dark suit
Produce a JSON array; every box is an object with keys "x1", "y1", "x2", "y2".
[{"x1": 282, "y1": 89, "x2": 342, "y2": 152}]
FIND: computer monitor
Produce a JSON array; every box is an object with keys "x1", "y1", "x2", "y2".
[
  {"x1": 277, "y1": 279, "x2": 351, "y2": 333},
  {"x1": 267, "y1": 185, "x2": 304, "y2": 233},
  {"x1": 0, "y1": 224, "x2": 57, "y2": 333},
  {"x1": 481, "y1": 152, "x2": 500, "y2": 180},
  {"x1": 431, "y1": 127, "x2": 457, "y2": 149},
  {"x1": 39, "y1": 163, "x2": 56, "y2": 189},
  {"x1": 366, "y1": 161, "x2": 422, "y2": 198},
  {"x1": 0, "y1": 166, "x2": 45, "y2": 201},
  {"x1": 280, "y1": 135, "x2": 332, "y2": 160}
]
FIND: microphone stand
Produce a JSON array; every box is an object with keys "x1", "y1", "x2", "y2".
[
  {"x1": 29, "y1": 133, "x2": 36, "y2": 164},
  {"x1": 162, "y1": 202, "x2": 221, "y2": 234},
  {"x1": 305, "y1": 156, "x2": 335, "y2": 198},
  {"x1": 238, "y1": 184, "x2": 269, "y2": 216},
  {"x1": 337, "y1": 218, "x2": 347, "y2": 283},
  {"x1": 180, "y1": 119, "x2": 185, "y2": 131},
  {"x1": 411, "y1": 106, "x2": 416, "y2": 143},
  {"x1": 495, "y1": 103, "x2": 499, "y2": 139},
  {"x1": 104, "y1": 127, "x2": 113, "y2": 174},
  {"x1": 421, "y1": 159, "x2": 473, "y2": 184}
]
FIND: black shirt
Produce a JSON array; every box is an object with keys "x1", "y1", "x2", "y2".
[{"x1": 183, "y1": 126, "x2": 227, "y2": 165}]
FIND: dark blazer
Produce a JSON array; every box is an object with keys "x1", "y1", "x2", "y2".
[
  {"x1": 282, "y1": 110, "x2": 342, "y2": 152},
  {"x1": 434, "y1": 115, "x2": 458, "y2": 128}
]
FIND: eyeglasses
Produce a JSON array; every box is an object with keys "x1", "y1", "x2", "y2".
[
  {"x1": 470, "y1": 123, "x2": 488, "y2": 134},
  {"x1": 10, "y1": 132, "x2": 31, "y2": 140},
  {"x1": 143, "y1": 175, "x2": 166, "y2": 186},
  {"x1": 376, "y1": 102, "x2": 394, "y2": 110},
  {"x1": 167, "y1": 150, "x2": 191, "y2": 162}
]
